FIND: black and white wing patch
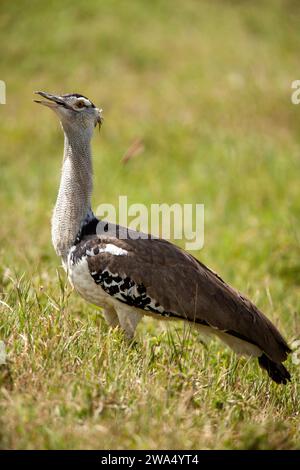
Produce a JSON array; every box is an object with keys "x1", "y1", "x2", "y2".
[
  {"x1": 90, "y1": 269, "x2": 171, "y2": 316},
  {"x1": 69, "y1": 236, "x2": 191, "y2": 321}
]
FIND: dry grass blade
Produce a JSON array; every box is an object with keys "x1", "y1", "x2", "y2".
[{"x1": 121, "y1": 138, "x2": 145, "y2": 165}]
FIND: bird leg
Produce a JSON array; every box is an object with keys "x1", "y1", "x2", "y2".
[
  {"x1": 102, "y1": 306, "x2": 120, "y2": 328},
  {"x1": 115, "y1": 305, "x2": 143, "y2": 339}
]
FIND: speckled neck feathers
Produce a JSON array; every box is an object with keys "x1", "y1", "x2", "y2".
[{"x1": 51, "y1": 125, "x2": 94, "y2": 262}]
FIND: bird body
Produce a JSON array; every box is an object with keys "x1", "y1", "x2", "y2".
[{"x1": 35, "y1": 91, "x2": 291, "y2": 384}]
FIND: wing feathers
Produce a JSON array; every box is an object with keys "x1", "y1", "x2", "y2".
[{"x1": 73, "y1": 234, "x2": 290, "y2": 363}]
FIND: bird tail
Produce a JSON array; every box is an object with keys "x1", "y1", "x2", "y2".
[{"x1": 258, "y1": 353, "x2": 291, "y2": 385}]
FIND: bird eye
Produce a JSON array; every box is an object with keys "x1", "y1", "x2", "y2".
[{"x1": 76, "y1": 100, "x2": 85, "y2": 108}]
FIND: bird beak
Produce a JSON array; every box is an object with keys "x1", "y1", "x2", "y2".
[{"x1": 34, "y1": 91, "x2": 67, "y2": 108}]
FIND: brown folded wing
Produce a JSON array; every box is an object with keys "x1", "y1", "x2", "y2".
[{"x1": 73, "y1": 234, "x2": 290, "y2": 363}]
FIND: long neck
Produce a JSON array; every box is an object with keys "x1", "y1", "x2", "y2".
[{"x1": 52, "y1": 126, "x2": 93, "y2": 262}]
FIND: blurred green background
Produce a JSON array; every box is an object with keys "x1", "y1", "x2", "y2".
[{"x1": 0, "y1": 0, "x2": 300, "y2": 450}]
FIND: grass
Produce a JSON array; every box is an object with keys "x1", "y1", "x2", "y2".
[{"x1": 0, "y1": 0, "x2": 300, "y2": 449}]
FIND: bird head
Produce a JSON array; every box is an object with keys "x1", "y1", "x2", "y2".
[{"x1": 34, "y1": 91, "x2": 103, "y2": 135}]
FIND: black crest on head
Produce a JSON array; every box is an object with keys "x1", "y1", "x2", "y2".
[{"x1": 62, "y1": 93, "x2": 96, "y2": 108}]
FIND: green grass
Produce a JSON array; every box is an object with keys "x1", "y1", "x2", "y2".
[{"x1": 1, "y1": 0, "x2": 300, "y2": 449}]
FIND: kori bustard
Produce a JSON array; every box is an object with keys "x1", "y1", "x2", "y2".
[{"x1": 35, "y1": 91, "x2": 291, "y2": 384}]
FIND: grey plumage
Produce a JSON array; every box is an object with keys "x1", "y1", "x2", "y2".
[
  {"x1": 51, "y1": 130, "x2": 93, "y2": 261},
  {"x1": 35, "y1": 91, "x2": 291, "y2": 384}
]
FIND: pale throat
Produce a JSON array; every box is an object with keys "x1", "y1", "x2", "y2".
[{"x1": 51, "y1": 124, "x2": 94, "y2": 262}]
